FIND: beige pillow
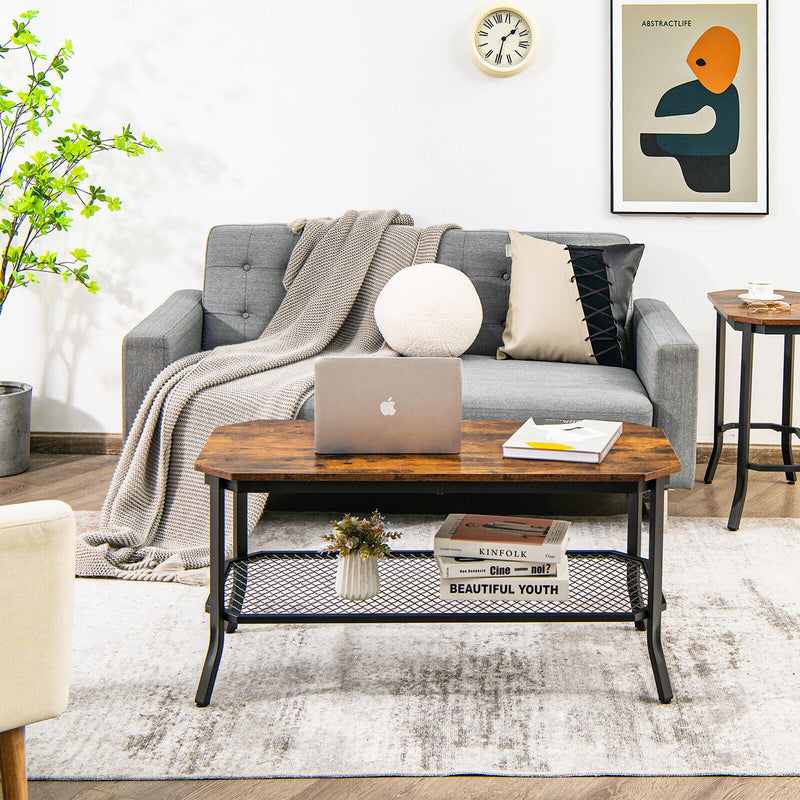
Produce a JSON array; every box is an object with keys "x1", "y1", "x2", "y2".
[{"x1": 497, "y1": 230, "x2": 596, "y2": 364}]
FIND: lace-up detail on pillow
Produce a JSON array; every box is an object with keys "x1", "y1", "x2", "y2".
[{"x1": 566, "y1": 247, "x2": 623, "y2": 367}]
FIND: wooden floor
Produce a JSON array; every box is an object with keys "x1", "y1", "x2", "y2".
[{"x1": 3, "y1": 453, "x2": 800, "y2": 800}]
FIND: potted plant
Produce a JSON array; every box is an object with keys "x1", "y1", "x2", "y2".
[
  {"x1": 0, "y1": 9, "x2": 159, "y2": 476},
  {"x1": 322, "y1": 510, "x2": 402, "y2": 601}
]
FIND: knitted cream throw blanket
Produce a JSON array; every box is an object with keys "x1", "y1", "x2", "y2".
[{"x1": 76, "y1": 210, "x2": 456, "y2": 582}]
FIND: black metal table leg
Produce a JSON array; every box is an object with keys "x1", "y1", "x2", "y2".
[
  {"x1": 626, "y1": 492, "x2": 642, "y2": 557},
  {"x1": 226, "y1": 490, "x2": 249, "y2": 633},
  {"x1": 626, "y1": 492, "x2": 646, "y2": 631},
  {"x1": 728, "y1": 324, "x2": 754, "y2": 530},
  {"x1": 645, "y1": 478, "x2": 672, "y2": 704},
  {"x1": 195, "y1": 476, "x2": 226, "y2": 707},
  {"x1": 782, "y1": 335, "x2": 796, "y2": 484},
  {"x1": 704, "y1": 312, "x2": 727, "y2": 483}
]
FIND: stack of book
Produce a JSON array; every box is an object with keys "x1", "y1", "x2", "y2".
[{"x1": 433, "y1": 513, "x2": 571, "y2": 602}]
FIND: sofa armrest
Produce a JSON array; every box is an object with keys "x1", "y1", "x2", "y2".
[
  {"x1": 122, "y1": 289, "x2": 203, "y2": 438},
  {"x1": 633, "y1": 298, "x2": 699, "y2": 489}
]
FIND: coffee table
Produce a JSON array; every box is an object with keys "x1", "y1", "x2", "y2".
[{"x1": 193, "y1": 419, "x2": 681, "y2": 707}]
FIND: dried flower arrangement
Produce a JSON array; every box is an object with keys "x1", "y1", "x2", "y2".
[{"x1": 321, "y1": 509, "x2": 402, "y2": 559}]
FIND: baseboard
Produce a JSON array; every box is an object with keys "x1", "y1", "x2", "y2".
[
  {"x1": 29, "y1": 435, "x2": 799, "y2": 464},
  {"x1": 30, "y1": 432, "x2": 124, "y2": 456},
  {"x1": 696, "y1": 442, "x2": 800, "y2": 465}
]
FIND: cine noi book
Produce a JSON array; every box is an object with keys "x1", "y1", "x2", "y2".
[
  {"x1": 502, "y1": 418, "x2": 623, "y2": 463},
  {"x1": 439, "y1": 557, "x2": 570, "y2": 602}
]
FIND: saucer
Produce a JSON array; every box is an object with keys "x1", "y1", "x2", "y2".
[{"x1": 739, "y1": 293, "x2": 784, "y2": 304}]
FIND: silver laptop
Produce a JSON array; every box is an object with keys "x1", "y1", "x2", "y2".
[{"x1": 314, "y1": 357, "x2": 462, "y2": 454}]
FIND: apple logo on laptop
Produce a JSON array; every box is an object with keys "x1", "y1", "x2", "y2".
[{"x1": 379, "y1": 397, "x2": 397, "y2": 416}]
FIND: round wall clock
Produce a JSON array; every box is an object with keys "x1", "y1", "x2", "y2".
[{"x1": 468, "y1": 4, "x2": 539, "y2": 77}]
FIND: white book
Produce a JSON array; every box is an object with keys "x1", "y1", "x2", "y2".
[
  {"x1": 502, "y1": 418, "x2": 623, "y2": 464},
  {"x1": 436, "y1": 554, "x2": 563, "y2": 579},
  {"x1": 440, "y1": 555, "x2": 570, "y2": 602}
]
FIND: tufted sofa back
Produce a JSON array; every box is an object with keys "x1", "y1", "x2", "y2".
[{"x1": 201, "y1": 225, "x2": 630, "y2": 356}]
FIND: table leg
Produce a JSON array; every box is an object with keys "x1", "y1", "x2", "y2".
[
  {"x1": 782, "y1": 334, "x2": 796, "y2": 485},
  {"x1": 196, "y1": 476, "x2": 226, "y2": 707},
  {"x1": 704, "y1": 312, "x2": 727, "y2": 483},
  {"x1": 728, "y1": 324, "x2": 754, "y2": 530},
  {"x1": 645, "y1": 478, "x2": 672, "y2": 704},
  {"x1": 226, "y1": 490, "x2": 249, "y2": 633},
  {"x1": 626, "y1": 492, "x2": 646, "y2": 631},
  {"x1": 626, "y1": 492, "x2": 642, "y2": 556}
]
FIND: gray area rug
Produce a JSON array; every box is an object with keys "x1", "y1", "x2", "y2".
[{"x1": 27, "y1": 512, "x2": 800, "y2": 779}]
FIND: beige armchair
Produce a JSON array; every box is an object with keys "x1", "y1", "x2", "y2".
[{"x1": 0, "y1": 500, "x2": 75, "y2": 800}]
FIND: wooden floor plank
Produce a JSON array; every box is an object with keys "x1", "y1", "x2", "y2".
[
  {"x1": 14, "y1": 454, "x2": 800, "y2": 800},
  {"x1": 24, "y1": 781, "x2": 108, "y2": 800},
  {"x1": 66, "y1": 791, "x2": 119, "y2": 800},
  {"x1": 99, "y1": 779, "x2": 231, "y2": 800},
  {"x1": 0, "y1": 454, "x2": 118, "y2": 509}
]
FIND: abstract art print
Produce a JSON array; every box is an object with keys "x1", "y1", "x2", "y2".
[{"x1": 611, "y1": 0, "x2": 768, "y2": 213}]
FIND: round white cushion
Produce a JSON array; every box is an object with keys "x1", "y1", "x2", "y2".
[{"x1": 374, "y1": 263, "x2": 483, "y2": 357}]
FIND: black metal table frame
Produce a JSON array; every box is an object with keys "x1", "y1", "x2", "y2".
[
  {"x1": 195, "y1": 474, "x2": 672, "y2": 707},
  {"x1": 704, "y1": 312, "x2": 800, "y2": 530}
]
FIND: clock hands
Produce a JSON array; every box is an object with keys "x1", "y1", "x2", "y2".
[{"x1": 496, "y1": 19, "x2": 522, "y2": 63}]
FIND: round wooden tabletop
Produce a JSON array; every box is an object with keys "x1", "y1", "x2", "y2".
[{"x1": 708, "y1": 289, "x2": 800, "y2": 325}]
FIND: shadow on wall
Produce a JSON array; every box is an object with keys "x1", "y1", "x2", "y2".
[
  {"x1": 31, "y1": 395, "x2": 103, "y2": 433},
  {"x1": 28, "y1": 12, "x2": 237, "y2": 432},
  {"x1": 31, "y1": 282, "x2": 106, "y2": 432},
  {"x1": 61, "y1": 6, "x2": 237, "y2": 321}
]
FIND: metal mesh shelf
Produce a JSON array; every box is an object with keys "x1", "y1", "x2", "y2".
[{"x1": 222, "y1": 550, "x2": 651, "y2": 623}]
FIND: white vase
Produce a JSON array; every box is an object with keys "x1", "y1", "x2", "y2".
[{"x1": 335, "y1": 554, "x2": 379, "y2": 601}]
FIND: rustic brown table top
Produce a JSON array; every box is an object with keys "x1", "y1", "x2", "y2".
[
  {"x1": 708, "y1": 289, "x2": 800, "y2": 325},
  {"x1": 194, "y1": 419, "x2": 680, "y2": 484}
]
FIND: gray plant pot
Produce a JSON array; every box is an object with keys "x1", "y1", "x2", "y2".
[{"x1": 0, "y1": 382, "x2": 32, "y2": 477}]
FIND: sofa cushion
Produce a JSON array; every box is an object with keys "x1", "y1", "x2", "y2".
[
  {"x1": 497, "y1": 232, "x2": 643, "y2": 367},
  {"x1": 297, "y1": 354, "x2": 653, "y2": 426},
  {"x1": 199, "y1": 225, "x2": 632, "y2": 354},
  {"x1": 202, "y1": 224, "x2": 297, "y2": 350},
  {"x1": 460, "y1": 355, "x2": 653, "y2": 424}
]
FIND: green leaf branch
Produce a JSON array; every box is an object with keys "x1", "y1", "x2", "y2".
[{"x1": 0, "y1": 9, "x2": 160, "y2": 316}]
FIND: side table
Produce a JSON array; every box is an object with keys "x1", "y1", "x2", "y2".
[{"x1": 704, "y1": 290, "x2": 800, "y2": 530}]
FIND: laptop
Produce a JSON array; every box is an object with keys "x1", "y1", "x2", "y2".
[{"x1": 314, "y1": 357, "x2": 462, "y2": 454}]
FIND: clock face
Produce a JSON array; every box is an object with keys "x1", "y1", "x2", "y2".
[{"x1": 469, "y1": 6, "x2": 537, "y2": 76}]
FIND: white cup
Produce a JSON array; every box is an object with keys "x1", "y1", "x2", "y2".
[{"x1": 747, "y1": 280, "x2": 773, "y2": 299}]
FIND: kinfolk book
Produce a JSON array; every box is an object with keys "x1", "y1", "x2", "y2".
[
  {"x1": 432, "y1": 513, "x2": 570, "y2": 563},
  {"x1": 440, "y1": 555, "x2": 570, "y2": 602},
  {"x1": 502, "y1": 418, "x2": 623, "y2": 464}
]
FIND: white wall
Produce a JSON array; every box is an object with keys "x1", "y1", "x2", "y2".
[{"x1": 1, "y1": 0, "x2": 797, "y2": 446}]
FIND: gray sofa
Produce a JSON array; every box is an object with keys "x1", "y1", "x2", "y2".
[{"x1": 122, "y1": 225, "x2": 699, "y2": 488}]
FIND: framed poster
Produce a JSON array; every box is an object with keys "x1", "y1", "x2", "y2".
[{"x1": 611, "y1": 0, "x2": 768, "y2": 214}]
